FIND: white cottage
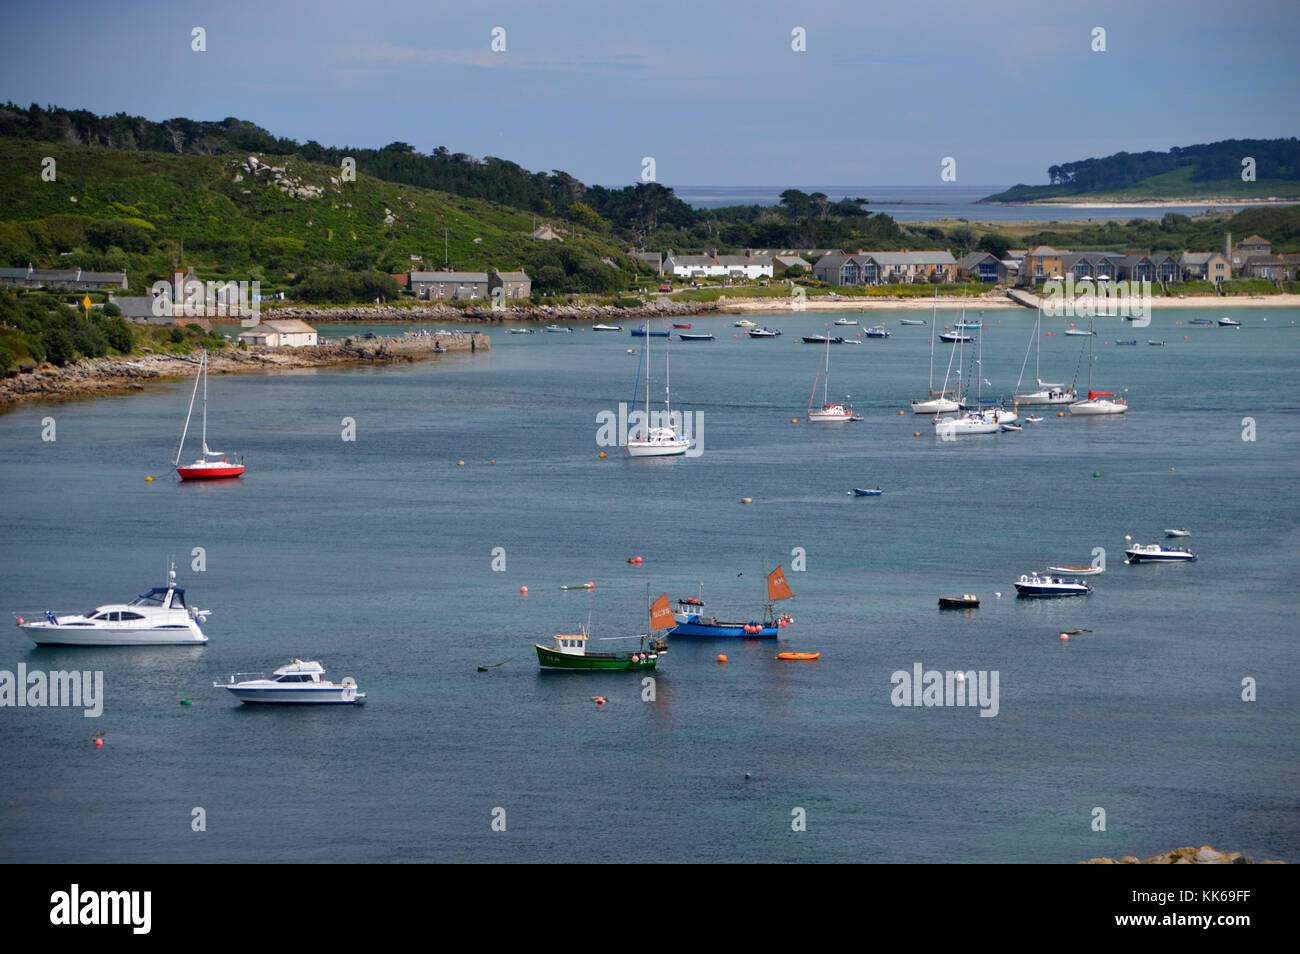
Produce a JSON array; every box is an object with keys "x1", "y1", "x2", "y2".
[{"x1": 236, "y1": 319, "x2": 318, "y2": 347}]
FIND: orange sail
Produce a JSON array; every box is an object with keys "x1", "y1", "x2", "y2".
[
  {"x1": 767, "y1": 566, "x2": 794, "y2": 601},
  {"x1": 649, "y1": 593, "x2": 674, "y2": 631}
]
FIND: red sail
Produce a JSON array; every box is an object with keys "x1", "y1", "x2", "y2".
[
  {"x1": 649, "y1": 593, "x2": 674, "y2": 631},
  {"x1": 1088, "y1": 390, "x2": 1116, "y2": 399},
  {"x1": 767, "y1": 566, "x2": 794, "y2": 601}
]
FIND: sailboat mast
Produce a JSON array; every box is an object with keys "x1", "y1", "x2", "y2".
[
  {"x1": 664, "y1": 327, "x2": 671, "y2": 420},
  {"x1": 1035, "y1": 306, "x2": 1042, "y2": 382},
  {"x1": 174, "y1": 353, "x2": 202, "y2": 467},
  {"x1": 928, "y1": 288, "x2": 937, "y2": 391},
  {"x1": 823, "y1": 327, "x2": 830, "y2": 405},
  {"x1": 200, "y1": 349, "x2": 208, "y2": 455}
]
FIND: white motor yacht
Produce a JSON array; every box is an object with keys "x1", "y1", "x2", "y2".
[
  {"x1": 17, "y1": 566, "x2": 208, "y2": 646},
  {"x1": 216, "y1": 659, "x2": 365, "y2": 705}
]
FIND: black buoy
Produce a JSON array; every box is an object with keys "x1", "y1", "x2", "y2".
[
  {"x1": 477, "y1": 666, "x2": 489, "y2": 672},
  {"x1": 744, "y1": 773, "x2": 752, "y2": 780}
]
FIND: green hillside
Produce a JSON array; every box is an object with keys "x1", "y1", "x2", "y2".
[
  {"x1": 0, "y1": 137, "x2": 639, "y2": 296},
  {"x1": 982, "y1": 138, "x2": 1300, "y2": 203}
]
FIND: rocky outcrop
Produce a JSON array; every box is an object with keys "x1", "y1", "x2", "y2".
[
  {"x1": 239, "y1": 154, "x2": 324, "y2": 200},
  {"x1": 1081, "y1": 845, "x2": 1283, "y2": 864},
  {"x1": 0, "y1": 333, "x2": 488, "y2": 408}
]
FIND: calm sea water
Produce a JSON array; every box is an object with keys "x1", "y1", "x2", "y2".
[
  {"x1": 1, "y1": 307, "x2": 1297, "y2": 863},
  {"x1": 672, "y1": 184, "x2": 1262, "y2": 222}
]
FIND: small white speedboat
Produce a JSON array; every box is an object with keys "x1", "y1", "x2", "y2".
[
  {"x1": 734, "y1": 319, "x2": 757, "y2": 328},
  {"x1": 215, "y1": 659, "x2": 365, "y2": 704},
  {"x1": 1218, "y1": 317, "x2": 1241, "y2": 327},
  {"x1": 834, "y1": 317, "x2": 858, "y2": 326},
  {"x1": 1164, "y1": 528, "x2": 1190, "y2": 538},
  {"x1": 591, "y1": 324, "x2": 623, "y2": 332}
]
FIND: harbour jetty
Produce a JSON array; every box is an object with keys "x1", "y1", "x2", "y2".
[{"x1": 0, "y1": 331, "x2": 488, "y2": 408}]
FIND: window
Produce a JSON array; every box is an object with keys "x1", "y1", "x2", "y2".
[{"x1": 119, "y1": 611, "x2": 144, "y2": 621}]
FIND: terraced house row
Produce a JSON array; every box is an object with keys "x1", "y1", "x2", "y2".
[
  {"x1": 1006, "y1": 234, "x2": 1296, "y2": 287},
  {"x1": 812, "y1": 250, "x2": 958, "y2": 285}
]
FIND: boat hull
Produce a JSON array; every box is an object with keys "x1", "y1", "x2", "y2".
[
  {"x1": 669, "y1": 620, "x2": 778, "y2": 638},
  {"x1": 1014, "y1": 585, "x2": 1091, "y2": 597},
  {"x1": 535, "y1": 645, "x2": 659, "y2": 670},
  {"x1": 626, "y1": 440, "x2": 690, "y2": 457},
  {"x1": 1069, "y1": 400, "x2": 1127, "y2": 415},
  {"x1": 912, "y1": 398, "x2": 961, "y2": 414},
  {"x1": 22, "y1": 624, "x2": 207, "y2": 646},
  {"x1": 1125, "y1": 550, "x2": 1196, "y2": 563},
  {"x1": 224, "y1": 686, "x2": 363, "y2": 704},
  {"x1": 1015, "y1": 391, "x2": 1075, "y2": 406},
  {"x1": 177, "y1": 463, "x2": 245, "y2": 480}
]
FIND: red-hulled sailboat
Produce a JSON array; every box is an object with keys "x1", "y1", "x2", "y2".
[{"x1": 175, "y1": 349, "x2": 245, "y2": 480}]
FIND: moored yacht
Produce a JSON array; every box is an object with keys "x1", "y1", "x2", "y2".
[
  {"x1": 17, "y1": 566, "x2": 209, "y2": 645},
  {"x1": 1124, "y1": 537, "x2": 1196, "y2": 563},
  {"x1": 215, "y1": 659, "x2": 365, "y2": 704},
  {"x1": 1014, "y1": 573, "x2": 1092, "y2": 597}
]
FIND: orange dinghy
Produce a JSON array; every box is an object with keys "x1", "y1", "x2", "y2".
[{"x1": 776, "y1": 652, "x2": 820, "y2": 661}]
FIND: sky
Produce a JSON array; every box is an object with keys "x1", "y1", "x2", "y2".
[{"x1": 1, "y1": 0, "x2": 1297, "y2": 189}]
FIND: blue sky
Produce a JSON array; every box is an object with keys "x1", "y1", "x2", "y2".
[{"x1": 2, "y1": 0, "x2": 1297, "y2": 188}]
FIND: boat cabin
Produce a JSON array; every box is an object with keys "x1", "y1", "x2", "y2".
[
  {"x1": 550, "y1": 634, "x2": 589, "y2": 655},
  {"x1": 272, "y1": 660, "x2": 327, "y2": 682},
  {"x1": 130, "y1": 586, "x2": 186, "y2": 610}
]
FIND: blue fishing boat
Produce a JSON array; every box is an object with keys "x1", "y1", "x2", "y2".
[
  {"x1": 851, "y1": 488, "x2": 883, "y2": 496},
  {"x1": 669, "y1": 567, "x2": 794, "y2": 639},
  {"x1": 631, "y1": 327, "x2": 671, "y2": 337}
]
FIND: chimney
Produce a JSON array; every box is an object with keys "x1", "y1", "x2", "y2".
[{"x1": 1225, "y1": 232, "x2": 1231, "y2": 258}]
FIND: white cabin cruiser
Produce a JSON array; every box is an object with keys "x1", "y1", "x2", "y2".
[
  {"x1": 216, "y1": 659, "x2": 365, "y2": 704},
  {"x1": 17, "y1": 566, "x2": 208, "y2": 646},
  {"x1": 1014, "y1": 573, "x2": 1092, "y2": 597},
  {"x1": 1124, "y1": 538, "x2": 1196, "y2": 563}
]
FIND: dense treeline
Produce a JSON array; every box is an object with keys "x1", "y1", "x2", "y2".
[
  {"x1": 985, "y1": 139, "x2": 1300, "y2": 201},
  {"x1": 0, "y1": 291, "x2": 132, "y2": 372},
  {"x1": 0, "y1": 290, "x2": 227, "y2": 375},
  {"x1": 1046, "y1": 139, "x2": 1300, "y2": 190},
  {"x1": 0, "y1": 103, "x2": 912, "y2": 249}
]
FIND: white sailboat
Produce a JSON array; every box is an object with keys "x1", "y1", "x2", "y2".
[
  {"x1": 1069, "y1": 315, "x2": 1128, "y2": 415},
  {"x1": 1014, "y1": 305, "x2": 1077, "y2": 405},
  {"x1": 912, "y1": 288, "x2": 960, "y2": 414},
  {"x1": 807, "y1": 324, "x2": 856, "y2": 423},
  {"x1": 175, "y1": 349, "x2": 245, "y2": 480},
  {"x1": 933, "y1": 326, "x2": 1013, "y2": 436},
  {"x1": 626, "y1": 322, "x2": 692, "y2": 456}
]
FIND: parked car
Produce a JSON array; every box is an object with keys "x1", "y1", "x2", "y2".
[{"x1": 658, "y1": 282, "x2": 672, "y2": 292}]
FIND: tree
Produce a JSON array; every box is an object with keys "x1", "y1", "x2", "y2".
[{"x1": 977, "y1": 232, "x2": 1011, "y2": 259}]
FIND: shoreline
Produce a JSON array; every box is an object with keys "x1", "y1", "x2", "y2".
[
  {"x1": 980, "y1": 197, "x2": 1299, "y2": 208},
  {"x1": 0, "y1": 331, "x2": 488, "y2": 410},
  {"x1": 5, "y1": 291, "x2": 1296, "y2": 410}
]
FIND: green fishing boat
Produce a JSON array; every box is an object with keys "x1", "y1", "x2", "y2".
[{"x1": 536, "y1": 591, "x2": 673, "y2": 671}]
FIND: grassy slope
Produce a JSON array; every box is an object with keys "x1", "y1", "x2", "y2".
[{"x1": 0, "y1": 138, "x2": 631, "y2": 289}]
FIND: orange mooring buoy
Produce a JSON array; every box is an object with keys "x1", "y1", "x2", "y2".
[
  {"x1": 717, "y1": 654, "x2": 727, "y2": 663},
  {"x1": 520, "y1": 585, "x2": 528, "y2": 595}
]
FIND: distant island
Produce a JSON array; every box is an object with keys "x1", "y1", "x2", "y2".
[{"x1": 980, "y1": 138, "x2": 1300, "y2": 205}]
